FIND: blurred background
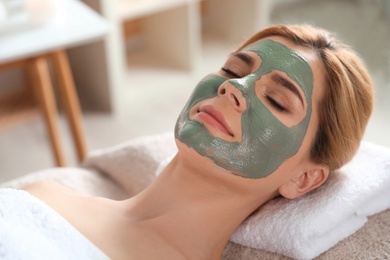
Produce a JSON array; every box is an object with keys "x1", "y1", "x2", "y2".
[{"x1": 0, "y1": 0, "x2": 389, "y2": 182}]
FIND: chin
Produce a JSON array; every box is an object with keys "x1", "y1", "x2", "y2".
[
  {"x1": 174, "y1": 138, "x2": 203, "y2": 162},
  {"x1": 174, "y1": 138, "x2": 250, "y2": 183},
  {"x1": 175, "y1": 139, "x2": 221, "y2": 173}
]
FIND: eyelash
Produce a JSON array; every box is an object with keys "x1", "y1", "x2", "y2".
[
  {"x1": 266, "y1": 96, "x2": 287, "y2": 112},
  {"x1": 221, "y1": 67, "x2": 241, "y2": 78}
]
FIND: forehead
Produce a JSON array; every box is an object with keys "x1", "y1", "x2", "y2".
[{"x1": 244, "y1": 36, "x2": 319, "y2": 64}]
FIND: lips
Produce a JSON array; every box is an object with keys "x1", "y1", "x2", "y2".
[{"x1": 197, "y1": 105, "x2": 234, "y2": 137}]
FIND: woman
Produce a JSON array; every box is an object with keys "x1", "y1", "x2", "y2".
[{"x1": 24, "y1": 24, "x2": 374, "y2": 259}]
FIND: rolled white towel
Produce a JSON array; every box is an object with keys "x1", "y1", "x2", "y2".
[{"x1": 230, "y1": 141, "x2": 390, "y2": 259}]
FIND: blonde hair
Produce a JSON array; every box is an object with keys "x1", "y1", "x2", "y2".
[{"x1": 237, "y1": 24, "x2": 374, "y2": 171}]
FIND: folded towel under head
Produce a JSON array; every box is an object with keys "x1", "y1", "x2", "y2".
[{"x1": 230, "y1": 142, "x2": 390, "y2": 259}]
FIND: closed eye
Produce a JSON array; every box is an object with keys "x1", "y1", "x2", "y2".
[
  {"x1": 221, "y1": 67, "x2": 241, "y2": 78},
  {"x1": 266, "y1": 96, "x2": 287, "y2": 112}
]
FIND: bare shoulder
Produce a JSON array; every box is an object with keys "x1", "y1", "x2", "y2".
[{"x1": 22, "y1": 182, "x2": 187, "y2": 259}]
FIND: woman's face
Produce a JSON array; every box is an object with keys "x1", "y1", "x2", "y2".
[{"x1": 175, "y1": 36, "x2": 325, "y2": 179}]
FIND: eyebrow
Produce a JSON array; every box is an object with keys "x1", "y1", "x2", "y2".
[
  {"x1": 231, "y1": 51, "x2": 254, "y2": 66},
  {"x1": 271, "y1": 74, "x2": 305, "y2": 108}
]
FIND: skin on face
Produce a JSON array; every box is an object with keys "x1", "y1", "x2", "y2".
[{"x1": 175, "y1": 36, "x2": 323, "y2": 179}]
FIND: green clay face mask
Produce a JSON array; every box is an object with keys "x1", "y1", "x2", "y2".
[{"x1": 175, "y1": 39, "x2": 314, "y2": 179}]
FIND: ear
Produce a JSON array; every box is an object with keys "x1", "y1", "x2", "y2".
[{"x1": 278, "y1": 165, "x2": 329, "y2": 199}]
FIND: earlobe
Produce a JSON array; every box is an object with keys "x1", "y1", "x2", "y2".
[{"x1": 278, "y1": 166, "x2": 329, "y2": 199}]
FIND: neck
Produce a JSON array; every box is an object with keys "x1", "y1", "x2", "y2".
[{"x1": 122, "y1": 154, "x2": 275, "y2": 259}]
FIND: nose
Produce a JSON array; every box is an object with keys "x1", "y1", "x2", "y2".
[{"x1": 218, "y1": 82, "x2": 246, "y2": 112}]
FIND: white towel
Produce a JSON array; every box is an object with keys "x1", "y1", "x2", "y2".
[
  {"x1": 0, "y1": 188, "x2": 109, "y2": 260},
  {"x1": 230, "y1": 141, "x2": 390, "y2": 259},
  {"x1": 83, "y1": 133, "x2": 390, "y2": 259}
]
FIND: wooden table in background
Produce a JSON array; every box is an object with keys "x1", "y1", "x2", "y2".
[{"x1": 0, "y1": 0, "x2": 109, "y2": 166}]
